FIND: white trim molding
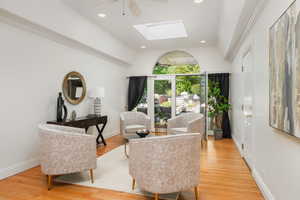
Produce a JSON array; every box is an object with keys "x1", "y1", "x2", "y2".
[
  {"x1": 252, "y1": 168, "x2": 276, "y2": 200},
  {"x1": 0, "y1": 158, "x2": 39, "y2": 180},
  {"x1": 232, "y1": 134, "x2": 243, "y2": 156},
  {"x1": 232, "y1": 133, "x2": 275, "y2": 200},
  {"x1": 225, "y1": 0, "x2": 269, "y2": 61}
]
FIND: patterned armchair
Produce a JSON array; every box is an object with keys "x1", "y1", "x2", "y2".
[
  {"x1": 129, "y1": 133, "x2": 202, "y2": 200},
  {"x1": 167, "y1": 113, "x2": 205, "y2": 135},
  {"x1": 120, "y1": 112, "x2": 151, "y2": 139},
  {"x1": 38, "y1": 124, "x2": 97, "y2": 190}
]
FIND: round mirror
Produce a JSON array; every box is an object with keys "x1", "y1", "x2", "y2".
[{"x1": 62, "y1": 71, "x2": 86, "y2": 105}]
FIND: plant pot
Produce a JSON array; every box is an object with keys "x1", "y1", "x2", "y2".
[{"x1": 214, "y1": 129, "x2": 223, "y2": 140}]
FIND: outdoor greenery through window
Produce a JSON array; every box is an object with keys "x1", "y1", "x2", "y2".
[{"x1": 135, "y1": 50, "x2": 205, "y2": 130}]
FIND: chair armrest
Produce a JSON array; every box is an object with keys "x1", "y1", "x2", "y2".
[
  {"x1": 167, "y1": 116, "x2": 184, "y2": 134},
  {"x1": 39, "y1": 131, "x2": 97, "y2": 175},
  {"x1": 187, "y1": 117, "x2": 205, "y2": 134}
]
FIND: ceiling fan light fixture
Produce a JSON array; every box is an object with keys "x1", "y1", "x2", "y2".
[
  {"x1": 140, "y1": 45, "x2": 147, "y2": 49},
  {"x1": 200, "y1": 40, "x2": 206, "y2": 44}
]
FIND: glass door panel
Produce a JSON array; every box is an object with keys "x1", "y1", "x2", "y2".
[
  {"x1": 154, "y1": 79, "x2": 172, "y2": 131},
  {"x1": 175, "y1": 75, "x2": 206, "y2": 116}
]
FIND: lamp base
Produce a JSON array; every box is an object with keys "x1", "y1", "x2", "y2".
[{"x1": 94, "y1": 97, "x2": 102, "y2": 116}]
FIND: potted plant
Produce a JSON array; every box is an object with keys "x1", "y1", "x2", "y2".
[{"x1": 208, "y1": 81, "x2": 231, "y2": 140}]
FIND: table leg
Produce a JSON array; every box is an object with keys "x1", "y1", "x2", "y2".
[{"x1": 96, "y1": 124, "x2": 107, "y2": 145}]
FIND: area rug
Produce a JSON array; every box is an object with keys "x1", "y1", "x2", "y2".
[{"x1": 56, "y1": 145, "x2": 179, "y2": 200}]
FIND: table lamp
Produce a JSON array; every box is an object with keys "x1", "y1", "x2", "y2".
[{"x1": 88, "y1": 87, "x2": 105, "y2": 117}]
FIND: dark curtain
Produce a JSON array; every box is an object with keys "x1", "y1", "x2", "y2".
[
  {"x1": 128, "y1": 76, "x2": 147, "y2": 111},
  {"x1": 208, "y1": 73, "x2": 231, "y2": 138}
]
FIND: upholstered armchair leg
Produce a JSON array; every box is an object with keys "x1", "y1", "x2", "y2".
[
  {"x1": 132, "y1": 178, "x2": 136, "y2": 190},
  {"x1": 47, "y1": 175, "x2": 52, "y2": 190},
  {"x1": 89, "y1": 169, "x2": 94, "y2": 184},
  {"x1": 155, "y1": 193, "x2": 159, "y2": 200},
  {"x1": 194, "y1": 186, "x2": 199, "y2": 200}
]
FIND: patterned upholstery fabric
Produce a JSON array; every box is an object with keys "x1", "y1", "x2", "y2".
[
  {"x1": 38, "y1": 124, "x2": 97, "y2": 175},
  {"x1": 129, "y1": 133, "x2": 202, "y2": 194},
  {"x1": 120, "y1": 112, "x2": 151, "y2": 139},
  {"x1": 167, "y1": 113, "x2": 205, "y2": 135}
]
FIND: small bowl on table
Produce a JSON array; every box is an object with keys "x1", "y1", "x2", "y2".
[{"x1": 136, "y1": 129, "x2": 150, "y2": 138}]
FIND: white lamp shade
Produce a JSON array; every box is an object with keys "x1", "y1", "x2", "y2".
[{"x1": 89, "y1": 87, "x2": 105, "y2": 98}]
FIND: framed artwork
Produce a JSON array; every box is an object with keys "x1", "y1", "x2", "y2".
[{"x1": 269, "y1": 0, "x2": 300, "y2": 138}]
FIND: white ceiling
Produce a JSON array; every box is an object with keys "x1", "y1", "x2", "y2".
[{"x1": 63, "y1": 0, "x2": 221, "y2": 50}]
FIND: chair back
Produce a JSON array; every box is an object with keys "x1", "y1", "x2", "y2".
[
  {"x1": 129, "y1": 133, "x2": 201, "y2": 194},
  {"x1": 120, "y1": 111, "x2": 148, "y2": 125},
  {"x1": 180, "y1": 113, "x2": 204, "y2": 124}
]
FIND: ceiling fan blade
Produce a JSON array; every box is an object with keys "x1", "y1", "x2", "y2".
[{"x1": 128, "y1": 0, "x2": 141, "y2": 16}]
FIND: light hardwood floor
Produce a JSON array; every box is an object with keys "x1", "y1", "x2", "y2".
[{"x1": 0, "y1": 135, "x2": 264, "y2": 200}]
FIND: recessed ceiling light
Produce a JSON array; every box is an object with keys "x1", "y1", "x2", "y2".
[
  {"x1": 98, "y1": 13, "x2": 106, "y2": 18},
  {"x1": 141, "y1": 45, "x2": 147, "y2": 49},
  {"x1": 200, "y1": 40, "x2": 206, "y2": 44},
  {"x1": 134, "y1": 20, "x2": 188, "y2": 40},
  {"x1": 194, "y1": 0, "x2": 204, "y2": 3}
]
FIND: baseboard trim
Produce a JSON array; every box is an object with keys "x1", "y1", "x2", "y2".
[
  {"x1": 231, "y1": 135, "x2": 275, "y2": 200},
  {"x1": 232, "y1": 134, "x2": 243, "y2": 156},
  {"x1": 252, "y1": 168, "x2": 275, "y2": 200},
  {"x1": 0, "y1": 158, "x2": 39, "y2": 180}
]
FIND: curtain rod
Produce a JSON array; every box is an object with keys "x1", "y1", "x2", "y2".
[
  {"x1": 126, "y1": 75, "x2": 157, "y2": 79},
  {"x1": 126, "y1": 72, "x2": 231, "y2": 79}
]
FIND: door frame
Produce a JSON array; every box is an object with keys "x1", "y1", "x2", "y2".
[
  {"x1": 147, "y1": 73, "x2": 207, "y2": 133},
  {"x1": 241, "y1": 47, "x2": 254, "y2": 169},
  {"x1": 148, "y1": 75, "x2": 176, "y2": 131}
]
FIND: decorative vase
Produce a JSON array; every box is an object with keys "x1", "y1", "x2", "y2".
[
  {"x1": 71, "y1": 110, "x2": 77, "y2": 121},
  {"x1": 57, "y1": 92, "x2": 68, "y2": 122},
  {"x1": 214, "y1": 129, "x2": 223, "y2": 140}
]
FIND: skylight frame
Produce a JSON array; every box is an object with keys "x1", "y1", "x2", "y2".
[{"x1": 133, "y1": 20, "x2": 188, "y2": 40}]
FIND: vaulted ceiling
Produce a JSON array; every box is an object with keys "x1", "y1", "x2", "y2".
[
  {"x1": 63, "y1": 0, "x2": 221, "y2": 50},
  {"x1": 63, "y1": 0, "x2": 264, "y2": 60}
]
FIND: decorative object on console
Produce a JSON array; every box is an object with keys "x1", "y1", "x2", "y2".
[
  {"x1": 269, "y1": 1, "x2": 300, "y2": 138},
  {"x1": 63, "y1": 71, "x2": 86, "y2": 105},
  {"x1": 57, "y1": 92, "x2": 68, "y2": 122},
  {"x1": 88, "y1": 87, "x2": 105, "y2": 117},
  {"x1": 71, "y1": 110, "x2": 77, "y2": 121}
]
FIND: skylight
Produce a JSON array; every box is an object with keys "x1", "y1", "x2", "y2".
[{"x1": 133, "y1": 20, "x2": 188, "y2": 40}]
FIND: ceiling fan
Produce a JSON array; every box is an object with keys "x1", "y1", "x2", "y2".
[{"x1": 99, "y1": 0, "x2": 168, "y2": 16}]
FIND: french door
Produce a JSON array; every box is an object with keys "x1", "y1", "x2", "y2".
[{"x1": 147, "y1": 74, "x2": 207, "y2": 133}]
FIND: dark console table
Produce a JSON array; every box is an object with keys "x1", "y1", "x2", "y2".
[{"x1": 47, "y1": 116, "x2": 107, "y2": 146}]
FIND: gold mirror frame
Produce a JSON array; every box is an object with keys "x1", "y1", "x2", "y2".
[{"x1": 62, "y1": 71, "x2": 86, "y2": 105}]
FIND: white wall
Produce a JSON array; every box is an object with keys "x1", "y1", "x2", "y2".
[
  {"x1": 129, "y1": 47, "x2": 232, "y2": 75},
  {"x1": 0, "y1": 20, "x2": 128, "y2": 179},
  {"x1": 231, "y1": 0, "x2": 300, "y2": 199},
  {"x1": 0, "y1": 0, "x2": 136, "y2": 64}
]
